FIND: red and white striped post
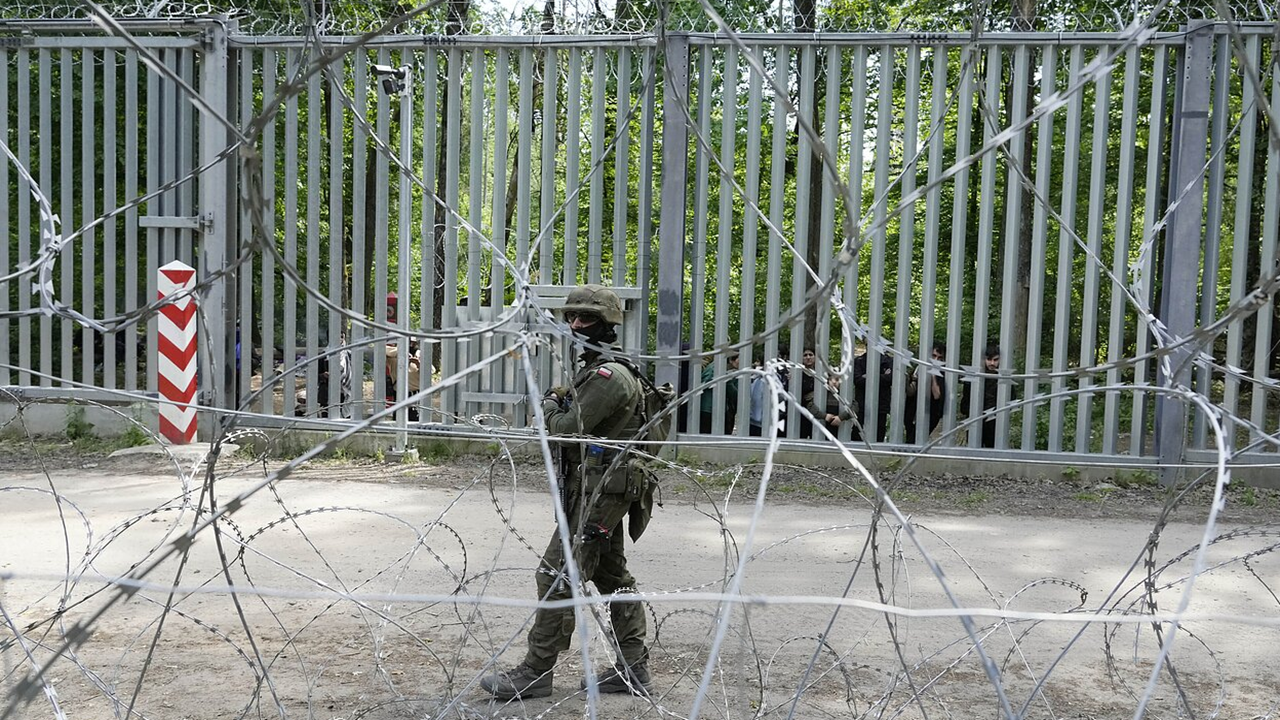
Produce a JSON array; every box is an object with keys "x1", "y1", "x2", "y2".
[{"x1": 157, "y1": 261, "x2": 198, "y2": 444}]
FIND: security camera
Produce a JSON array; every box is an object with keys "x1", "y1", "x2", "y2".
[{"x1": 370, "y1": 64, "x2": 412, "y2": 96}]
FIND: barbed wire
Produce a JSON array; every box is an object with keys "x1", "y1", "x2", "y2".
[
  {"x1": 0, "y1": 0, "x2": 1276, "y2": 35},
  {"x1": 1, "y1": 0, "x2": 1280, "y2": 717}
]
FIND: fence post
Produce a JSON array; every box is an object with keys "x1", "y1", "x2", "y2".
[
  {"x1": 199, "y1": 17, "x2": 232, "y2": 419},
  {"x1": 1156, "y1": 21, "x2": 1214, "y2": 487},
  {"x1": 655, "y1": 34, "x2": 690, "y2": 391}
]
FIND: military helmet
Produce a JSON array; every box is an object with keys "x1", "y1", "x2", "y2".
[{"x1": 562, "y1": 284, "x2": 624, "y2": 326}]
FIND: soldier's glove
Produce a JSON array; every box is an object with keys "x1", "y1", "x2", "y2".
[{"x1": 542, "y1": 387, "x2": 571, "y2": 414}]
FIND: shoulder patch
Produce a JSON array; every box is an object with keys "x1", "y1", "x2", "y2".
[{"x1": 596, "y1": 367, "x2": 613, "y2": 379}]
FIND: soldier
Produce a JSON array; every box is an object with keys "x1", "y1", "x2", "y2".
[{"x1": 480, "y1": 284, "x2": 655, "y2": 700}]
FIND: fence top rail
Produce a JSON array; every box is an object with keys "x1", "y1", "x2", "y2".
[
  {"x1": 0, "y1": 17, "x2": 223, "y2": 32},
  {"x1": 228, "y1": 33, "x2": 660, "y2": 49},
  {"x1": 223, "y1": 24, "x2": 1277, "y2": 50}
]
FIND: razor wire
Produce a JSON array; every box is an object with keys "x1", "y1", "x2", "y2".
[
  {"x1": 0, "y1": 0, "x2": 1276, "y2": 35},
  {"x1": 1, "y1": 0, "x2": 1280, "y2": 719}
]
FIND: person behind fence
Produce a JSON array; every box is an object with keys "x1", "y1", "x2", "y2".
[
  {"x1": 747, "y1": 346, "x2": 788, "y2": 437},
  {"x1": 481, "y1": 284, "x2": 655, "y2": 700},
  {"x1": 698, "y1": 351, "x2": 740, "y2": 435},
  {"x1": 852, "y1": 348, "x2": 893, "y2": 442},
  {"x1": 805, "y1": 371, "x2": 856, "y2": 438},
  {"x1": 383, "y1": 291, "x2": 426, "y2": 421},
  {"x1": 962, "y1": 340, "x2": 1003, "y2": 448},
  {"x1": 798, "y1": 347, "x2": 818, "y2": 437},
  {"x1": 903, "y1": 341, "x2": 948, "y2": 443}
]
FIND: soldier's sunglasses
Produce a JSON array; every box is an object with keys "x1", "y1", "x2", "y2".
[{"x1": 564, "y1": 311, "x2": 601, "y2": 324}]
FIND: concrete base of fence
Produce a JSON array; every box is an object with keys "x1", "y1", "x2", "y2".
[
  {"x1": 238, "y1": 425, "x2": 1280, "y2": 491},
  {"x1": 0, "y1": 395, "x2": 158, "y2": 440}
]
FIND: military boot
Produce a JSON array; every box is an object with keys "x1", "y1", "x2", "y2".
[
  {"x1": 480, "y1": 662, "x2": 553, "y2": 699},
  {"x1": 580, "y1": 660, "x2": 652, "y2": 695}
]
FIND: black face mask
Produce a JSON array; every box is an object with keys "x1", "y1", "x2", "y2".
[{"x1": 572, "y1": 320, "x2": 617, "y2": 348}]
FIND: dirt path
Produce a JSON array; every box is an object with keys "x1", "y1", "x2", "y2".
[{"x1": 2, "y1": 443, "x2": 1278, "y2": 719}]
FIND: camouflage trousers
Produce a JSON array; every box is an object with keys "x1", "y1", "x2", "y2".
[{"x1": 523, "y1": 482, "x2": 648, "y2": 672}]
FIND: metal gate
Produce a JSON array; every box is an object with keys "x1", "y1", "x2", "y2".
[{"x1": 3, "y1": 20, "x2": 1278, "y2": 470}]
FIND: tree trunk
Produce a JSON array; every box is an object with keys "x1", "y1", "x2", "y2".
[{"x1": 429, "y1": 0, "x2": 470, "y2": 371}]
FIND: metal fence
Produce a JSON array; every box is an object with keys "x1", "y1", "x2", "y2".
[{"x1": 2, "y1": 20, "x2": 1278, "y2": 467}]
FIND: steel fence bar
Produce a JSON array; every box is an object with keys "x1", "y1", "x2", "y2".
[
  {"x1": 486, "y1": 47, "x2": 508, "y2": 410},
  {"x1": 1049, "y1": 45, "x2": 1085, "y2": 453},
  {"x1": 654, "y1": 33, "x2": 688, "y2": 391},
  {"x1": 282, "y1": 49, "x2": 300, "y2": 416},
  {"x1": 539, "y1": 47, "x2": 558, "y2": 287},
  {"x1": 637, "y1": 47, "x2": 656, "y2": 347},
  {"x1": 1104, "y1": 45, "x2": 1141, "y2": 455},
  {"x1": 60, "y1": 48, "x2": 74, "y2": 387},
  {"x1": 565, "y1": 48, "x2": 582, "y2": 284},
  {"x1": 200, "y1": 28, "x2": 231, "y2": 411},
  {"x1": 238, "y1": 48, "x2": 255, "y2": 407},
  {"x1": 996, "y1": 45, "x2": 1028, "y2": 449},
  {"x1": 1192, "y1": 36, "x2": 1232, "y2": 449},
  {"x1": 305, "y1": 67, "x2": 322, "y2": 415},
  {"x1": 327, "y1": 53, "x2": 345, "y2": 417},
  {"x1": 588, "y1": 47, "x2": 605, "y2": 284},
  {"x1": 1022, "y1": 44, "x2": 1056, "y2": 450},
  {"x1": 466, "y1": 48, "x2": 487, "y2": 419},
  {"x1": 395, "y1": 49, "x2": 413, "y2": 434},
  {"x1": 1077, "y1": 45, "x2": 1110, "y2": 454},
  {"x1": 1131, "y1": 45, "x2": 1168, "y2": 456},
  {"x1": 688, "y1": 45, "x2": 712, "y2": 426},
  {"x1": 1250, "y1": 68, "x2": 1280, "y2": 433},
  {"x1": 124, "y1": 50, "x2": 138, "y2": 392},
  {"x1": 419, "y1": 48, "x2": 438, "y2": 388},
  {"x1": 738, "y1": 45, "x2": 764, "y2": 434},
  {"x1": 613, "y1": 47, "x2": 631, "y2": 287},
  {"x1": 39, "y1": 48, "x2": 54, "y2": 387},
  {"x1": 516, "y1": 47, "x2": 541, "y2": 390},
  {"x1": 81, "y1": 48, "x2": 96, "y2": 385},
  {"x1": 816, "y1": 44, "x2": 841, "y2": 440},
  {"x1": 915, "y1": 45, "x2": 947, "y2": 446},
  {"x1": 260, "y1": 49, "x2": 278, "y2": 416},
  {"x1": 763, "y1": 44, "x2": 787, "y2": 407},
  {"x1": 968, "y1": 45, "x2": 999, "y2": 448},
  {"x1": 516, "y1": 47, "x2": 533, "y2": 285},
  {"x1": 349, "y1": 51, "x2": 368, "y2": 419},
  {"x1": 889, "y1": 45, "x2": 920, "y2": 444},
  {"x1": 1223, "y1": 36, "x2": 1260, "y2": 429},
  {"x1": 441, "y1": 46, "x2": 462, "y2": 423},
  {"x1": 16, "y1": 49, "x2": 31, "y2": 387},
  {"x1": 0, "y1": 50, "x2": 7, "y2": 387},
  {"x1": 469, "y1": 48, "x2": 486, "y2": 303},
  {"x1": 841, "y1": 45, "x2": 867, "y2": 442},
  {"x1": 487, "y1": 48, "x2": 506, "y2": 304},
  {"x1": 179, "y1": 48, "x2": 195, "y2": 269},
  {"x1": 373, "y1": 47, "x2": 393, "y2": 418},
  {"x1": 788, "y1": 44, "x2": 816, "y2": 440},
  {"x1": 942, "y1": 47, "x2": 975, "y2": 441},
  {"x1": 712, "y1": 44, "x2": 738, "y2": 435},
  {"x1": 863, "y1": 46, "x2": 892, "y2": 442},
  {"x1": 1157, "y1": 22, "x2": 1213, "y2": 485}
]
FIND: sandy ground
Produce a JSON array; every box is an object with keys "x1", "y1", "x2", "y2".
[{"x1": 2, "y1": 447, "x2": 1279, "y2": 720}]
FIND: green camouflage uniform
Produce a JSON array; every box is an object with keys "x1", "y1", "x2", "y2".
[{"x1": 524, "y1": 349, "x2": 650, "y2": 672}]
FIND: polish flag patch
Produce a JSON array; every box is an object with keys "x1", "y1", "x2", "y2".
[{"x1": 596, "y1": 367, "x2": 613, "y2": 379}]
